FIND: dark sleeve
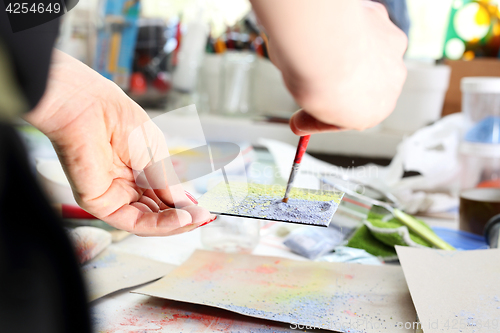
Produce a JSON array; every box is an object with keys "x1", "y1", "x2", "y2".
[
  {"x1": 0, "y1": 124, "x2": 92, "y2": 333},
  {"x1": 0, "y1": 7, "x2": 92, "y2": 333},
  {"x1": 0, "y1": 4, "x2": 59, "y2": 109}
]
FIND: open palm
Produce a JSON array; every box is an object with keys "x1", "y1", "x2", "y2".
[{"x1": 26, "y1": 51, "x2": 214, "y2": 236}]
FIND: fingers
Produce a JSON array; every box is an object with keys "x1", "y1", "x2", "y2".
[
  {"x1": 289, "y1": 109, "x2": 341, "y2": 135},
  {"x1": 102, "y1": 204, "x2": 190, "y2": 236},
  {"x1": 137, "y1": 194, "x2": 161, "y2": 212},
  {"x1": 103, "y1": 202, "x2": 216, "y2": 236},
  {"x1": 158, "y1": 208, "x2": 217, "y2": 237},
  {"x1": 131, "y1": 202, "x2": 154, "y2": 213},
  {"x1": 84, "y1": 182, "x2": 215, "y2": 236},
  {"x1": 143, "y1": 159, "x2": 192, "y2": 208},
  {"x1": 182, "y1": 205, "x2": 215, "y2": 225},
  {"x1": 128, "y1": 119, "x2": 192, "y2": 208},
  {"x1": 138, "y1": 189, "x2": 212, "y2": 225},
  {"x1": 141, "y1": 188, "x2": 171, "y2": 211}
]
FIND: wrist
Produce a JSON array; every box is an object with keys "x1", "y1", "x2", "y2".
[{"x1": 24, "y1": 50, "x2": 113, "y2": 137}]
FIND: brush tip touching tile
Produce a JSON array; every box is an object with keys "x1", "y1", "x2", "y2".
[{"x1": 198, "y1": 182, "x2": 344, "y2": 226}]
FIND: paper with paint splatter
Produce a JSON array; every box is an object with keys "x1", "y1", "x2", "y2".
[
  {"x1": 396, "y1": 246, "x2": 500, "y2": 333},
  {"x1": 198, "y1": 182, "x2": 344, "y2": 227},
  {"x1": 134, "y1": 250, "x2": 416, "y2": 332},
  {"x1": 82, "y1": 248, "x2": 175, "y2": 301},
  {"x1": 91, "y1": 293, "x2": 329, "y2": 332}
]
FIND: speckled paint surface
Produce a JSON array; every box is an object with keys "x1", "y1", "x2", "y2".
[
  {"x1": 396, "y1": 247, "x2": 500, "y2": 333},
  {"x1": 90, "y1": 293, "x2": 322, "y2": 333},
  {"x1": 198, "y1": 182, "x2": 344, "y2": 226},
  {"x1": 135, "y1": 250, "x2": 416, "y2": 333}
]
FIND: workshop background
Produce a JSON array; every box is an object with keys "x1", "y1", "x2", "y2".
[{"x1": 12, "y1": 1, "x2": 500, "y2": 331}]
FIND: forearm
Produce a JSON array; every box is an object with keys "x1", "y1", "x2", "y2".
[
  {"x1": 24, "y1": 50, "x2": 119, "y2": 137},
  {"x1": 250, "y1": 0, "x2": 407, "y2": 131}
]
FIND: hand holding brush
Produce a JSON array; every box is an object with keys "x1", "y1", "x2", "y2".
[{"x1": 282, "y1": 135, "x2": 311, "y2": 203}]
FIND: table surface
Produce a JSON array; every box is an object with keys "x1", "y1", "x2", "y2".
[
  {"x1": 15, "y1": 113, "x2": 457, "y2": 331},
  {"x1": 90, "y1": 217, "x2": 458, "y2": 333}
]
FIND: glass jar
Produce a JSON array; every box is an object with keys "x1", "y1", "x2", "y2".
[
  {"x1": 219, "y1": 51, "x2": 256, "y2": 116},
  {"x1": 200, "y1": 216, "x2": 260, "y2": 253}
]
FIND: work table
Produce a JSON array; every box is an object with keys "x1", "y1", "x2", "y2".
[{"x1": 89, "y1": 216, "x2": 457, "y2": 332}]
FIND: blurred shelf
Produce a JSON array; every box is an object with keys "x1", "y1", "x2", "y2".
[{"x1": 146, "y1": 111, "x2": 404, "y2": 159}]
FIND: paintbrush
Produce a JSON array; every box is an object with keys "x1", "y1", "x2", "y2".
[
  {"x1": 282, "y1": 135, "x2": 311, "y2": 203},
  {"x1": 197, "y1": 181, "x2": 344, "y2": 226}
]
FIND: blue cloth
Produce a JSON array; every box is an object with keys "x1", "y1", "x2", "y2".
[
  {"x1": 378, "y1": 0, "x2": 411, "y2": 36},
  {"x1": 432, "y1": 227, "x2": 489, "y2": 250}
]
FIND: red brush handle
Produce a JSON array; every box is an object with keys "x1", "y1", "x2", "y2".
[
  {"x1": 293, "y1": 135, "x2": 311, "y2": 164},
  {"x1": 61, "y1": 204, "x2": 96, "y2": 219}
]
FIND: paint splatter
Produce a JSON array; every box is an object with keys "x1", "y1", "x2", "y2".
[
  {"x1": 90, "y1": 294, "x2": 315, "y2": 333},
  {"x1": 254, "y1": 265, "x2": 278, "y2": 274},
  {"x1": 81, "y1": 251, "x2": 118, "y2": 271},
  {"x1": 198, "y1": 182, "x2": 344, "y2": 226},
  {"x1": 135, "y1": 250, "x2": 416, "y2": 333},
  {"x1": 214, "y1": 292, "x2": 384, "y2": 333}
]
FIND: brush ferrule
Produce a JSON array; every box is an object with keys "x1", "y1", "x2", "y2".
[{"x1": 283, "y1": 163, "x2": 300, "y2": 201}]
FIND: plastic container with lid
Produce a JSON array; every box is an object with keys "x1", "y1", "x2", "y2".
[
  {"x1": 460, "y1": 77, "x2": 500, "y2": 188},
  {"x1": 461, "y1": 77, "x2": 500, "y2": 128},
  {"x1": 459, "y1": 78, "x2": 500, "y2": 190},
  {"x1": 459, "y1": 77, "x2": 500, "y2": 234},
  {"x1": 460, "y1": 77, "x2": 500, "y2": 184}
]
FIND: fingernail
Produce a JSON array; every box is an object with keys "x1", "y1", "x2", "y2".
[
  {"x1": 199, "y1": 215, "x2": 218, "y2": 227},
  {"x1": 290, "y1": 111, "x2": 301, "y2": 129},
  {"x1": 185, "y1": 191, "x2": 198, "y2": 204}
]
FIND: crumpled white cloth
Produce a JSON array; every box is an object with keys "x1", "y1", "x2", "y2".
[{"x1": 259, "y1": 113, "x2": 465, "y2": 214}]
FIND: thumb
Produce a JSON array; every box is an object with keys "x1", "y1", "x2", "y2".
[{"x1": 289, "y1": 110, "x2": 341, "y2": 136}]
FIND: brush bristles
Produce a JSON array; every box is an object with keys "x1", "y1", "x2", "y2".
[{"x1": 282, "y1": 198, "x2": 289, "y2": 203}]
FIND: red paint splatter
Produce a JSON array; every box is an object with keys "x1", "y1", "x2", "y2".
[
  {"x1": 99, "y1": 298, "x2": 291, "y2": 333},
  {"x1": 254, "y1": 265, "x2": 278, "y2": 274},
  {"x1": 156, "y1": 312, "x2": 217, "y2": 328},
  {"x1": 193, "y1": 262, "x2": 224, "y2": 281},
  {"x1": 239, "y1": 278, "x2": 298, "y2": 289},
  {"x1": 345, "y1": 310, "x2": 357, "y2": 317},
  {"x1": 344, "y1": 274, "x2": 354, "y2": 279},
  {"x1": 274, "y1": 260, "x2": 281, "y2": 264},
  {"x1": 204, "y1": 262, "x2": 223, "y2": 273}
]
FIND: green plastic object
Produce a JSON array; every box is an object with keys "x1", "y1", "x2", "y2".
[
  {"x1": 393, "y1": 209, "x2": 456, "y2": 250},
  {"x1": 347, "y1": 207, "x2": 454, "y2": 260}
]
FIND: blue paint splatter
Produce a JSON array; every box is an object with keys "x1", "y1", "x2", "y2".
[
  {"x1": 230, "y1": 197, "x2": 338, "y2": 226},
  {"x1": 213, "y1": 292, "x2": 387, "y2": 333}
]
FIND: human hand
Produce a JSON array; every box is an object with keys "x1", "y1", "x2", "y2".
[
  {"x1": 25, "y1": 50, "x2": 215, "y2": 236},
  {"x1": 289, "y1": 1, "x2": 407, "y2": 134},
  {"x1": 252, "y1": 0, "x2": 407, "y2": 135}
]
